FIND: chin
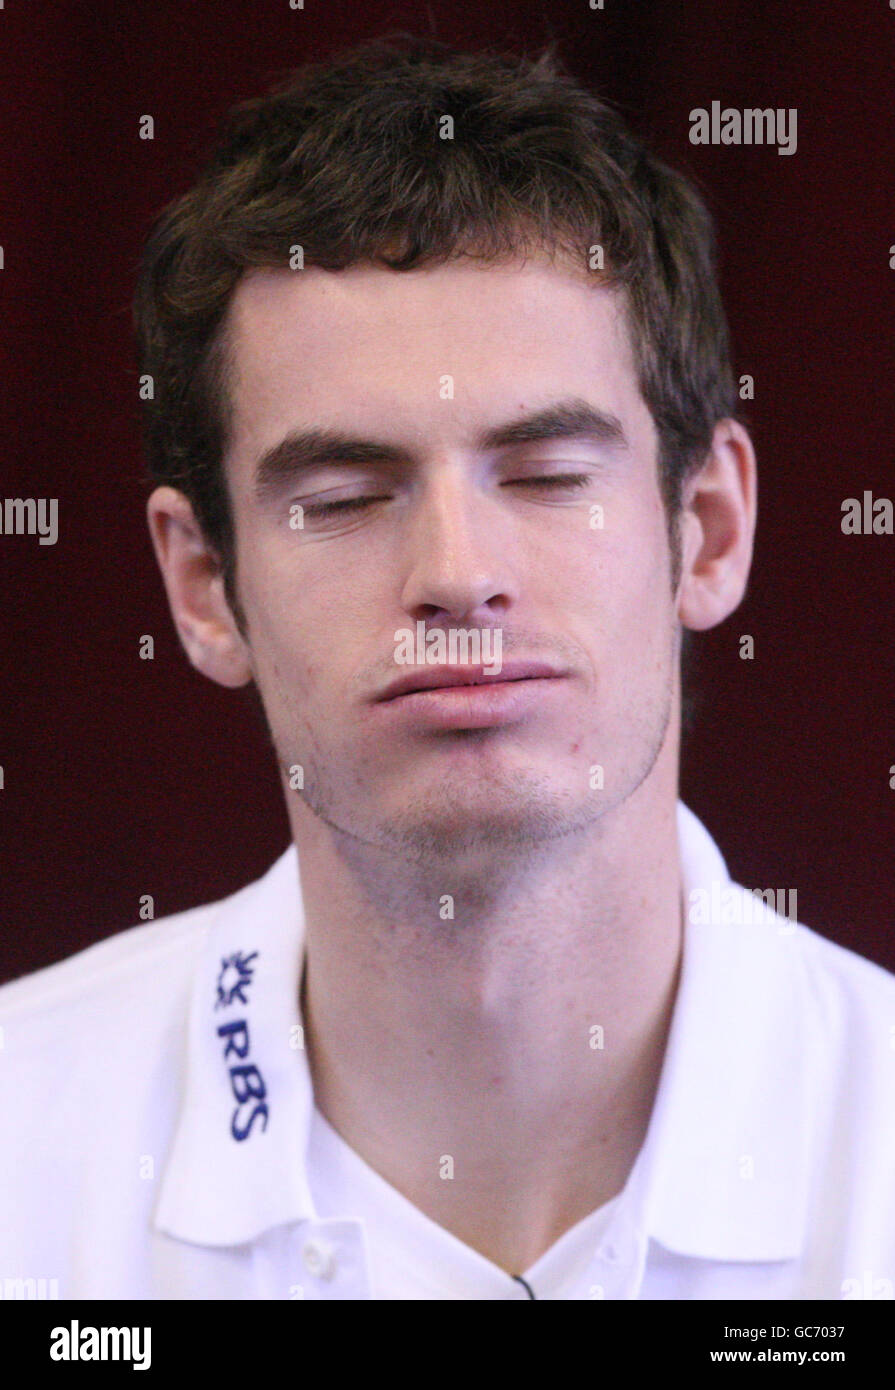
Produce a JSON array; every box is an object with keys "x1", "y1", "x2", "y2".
[{"x1": 371, "y1": 782, "x2": 600, "y2": 859}]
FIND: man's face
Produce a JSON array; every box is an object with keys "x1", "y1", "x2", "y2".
[{"x1": 221, "y1": 255, "x2": 680, "y2": 858}]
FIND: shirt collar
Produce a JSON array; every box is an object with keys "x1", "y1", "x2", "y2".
[
  {"x1": 154, "y1": 847, "x2": 315, "y2": 1245},
  {"x1": 154, "y1": 802, "x2": 810, "y2": 1261},
  {"x1": 627, "y1": 802, "x2": 811, "y2": 1262}
]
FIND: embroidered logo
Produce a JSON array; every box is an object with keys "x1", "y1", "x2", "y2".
[
  {"x1": 214, "y1": 949, "x2": 269, "y2": 1141},
  {"x1": 215, "y1": 950, "x2": 259, "y2": 1008}
]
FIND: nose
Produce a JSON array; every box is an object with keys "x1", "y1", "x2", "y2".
[{"x1": 398, "y1": 460, "x2": 519, "y2": 623}]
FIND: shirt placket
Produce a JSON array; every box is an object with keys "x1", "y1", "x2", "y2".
[{"x1": 250, "y1": 1218, "x2": 373, "y2": 1299}]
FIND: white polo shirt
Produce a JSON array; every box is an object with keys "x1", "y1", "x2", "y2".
[{"x1": 1, "y1": 801, "x2": 894, "y2": 1300}]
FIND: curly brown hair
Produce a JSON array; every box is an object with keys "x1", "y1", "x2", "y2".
[{"x1": 133, "y1": 30, "x2": 736, "y2": 705}]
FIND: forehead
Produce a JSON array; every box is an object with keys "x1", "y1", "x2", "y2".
[{"x1": 222, "y1": 255, "x2": 652, "y2": 468}]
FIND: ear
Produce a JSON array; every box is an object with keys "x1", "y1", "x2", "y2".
[
  {"x1": 146, "y1": 486, "x2": 253, "y2": 688},
  {"x1": 676, "y1": 419, "x2": 757, "y2": 631}
]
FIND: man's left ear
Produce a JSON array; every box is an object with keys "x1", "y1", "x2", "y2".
[{"x1": 676, "y1": 418, "x2": 757, "y2": 631}]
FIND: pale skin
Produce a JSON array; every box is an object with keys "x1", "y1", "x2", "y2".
[{"x1": 148, "y1": 253, "x2": 756, "y2": 1276}]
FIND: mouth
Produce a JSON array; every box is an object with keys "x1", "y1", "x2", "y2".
[
  {"x1": 370, "y1": 663, "x2": 569, "y2": 731},
  {"x1": 375, "y1": 662, "x2": 565, "y2": 702}
]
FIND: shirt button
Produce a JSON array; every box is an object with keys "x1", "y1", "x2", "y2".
[{"x1": 303, "y1": 1238, "x2": 338, "y2": 1281}]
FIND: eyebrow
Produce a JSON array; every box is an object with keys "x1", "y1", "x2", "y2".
[{"x1": 252, "y1": 396, "x2": 630, "y2": 504}]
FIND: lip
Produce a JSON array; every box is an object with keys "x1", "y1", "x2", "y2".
[
  {"x1": 371, "y1": 663, "x2": 568, "y2": 730},
  {"x1": 376, "y1": 661, "x2": 565, "y2": 702}
]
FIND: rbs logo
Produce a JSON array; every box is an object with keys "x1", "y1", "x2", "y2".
[
  {"x1": 216, "y1": 1019, "x2": 269, "y2": 1140},
  {"x1": 214, "y1": 951, "x2": 270, "y2": 1141}
]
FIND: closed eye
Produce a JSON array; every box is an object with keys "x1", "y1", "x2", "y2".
[
  {"x1": 300, "y1": 474, "x2": 593, "y2": 521},
  {"x1": 301, "y1": 496, "x2": 389, "y2": 519},
  {"x1": 504, "y1": 473, "x2": 592, "y2": 490}
]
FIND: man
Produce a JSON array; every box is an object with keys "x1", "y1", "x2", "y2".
[{"x1": 1, "y1": 36, "x2": 893, "y2": 1302}]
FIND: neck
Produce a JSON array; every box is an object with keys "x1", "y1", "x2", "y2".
[{"x1": 292, "y1": 748, "x2": 683, "y2": 1274}]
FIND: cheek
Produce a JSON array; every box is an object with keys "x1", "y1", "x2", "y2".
[
  {"x1": 561, "y1": 503, "x2": 670, "y2": 605},
  {"x1": 563, "y1": 512, "x2": 674, "y2": 665},
  {"x1": 236, "y1": 529, "x2": 383, "y2": 700},
  {"x1": 231, "y1": 534, "x2": 308, "y2": 696}
]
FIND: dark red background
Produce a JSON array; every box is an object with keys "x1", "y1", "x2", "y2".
[{"x1": 1, "y1": 0, "x2": 892, "y2": 984}]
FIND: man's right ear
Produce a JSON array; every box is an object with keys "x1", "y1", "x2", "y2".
[{"x1": 146, "y1": 486, "x2": 253, "y2": 689}]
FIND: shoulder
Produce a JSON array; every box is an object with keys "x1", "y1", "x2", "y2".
[
  {"x1": 0, "y1": 891, "x2": 234, "y2": 1275},
  {"x1": 0, "y1": 891, "x2": 236, "y2": 1219},
  {"x1": 0, "y1": 896, "x2": 222, "y2": 1027},
  {"x1": 797, "y1": 916, "x2": 895, "y2": 996},
  {"x1": 693, "y1": 878, "x2": 895, "y2": 1107},
  {"x1": 731, "y1": 884, "x2": 895, "y2": 1108},
  {"x1": 0, "y1": 889, "x2": 244, "y2": 1100},
  {"x1": 791, "y1": 913, "x2": 895, "y2": 1057},
  {"x1": 698, "y1": 876, "x2": 895, "y2": 1026},
  {"x1": 785, "y1": 913, "x2": 895, "y2": 1265}
]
